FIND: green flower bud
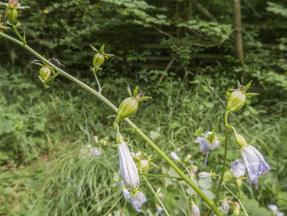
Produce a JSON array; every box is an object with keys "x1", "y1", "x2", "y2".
[
  {"x1": 115, "y1": 96, "x2": 139, "y2": 124},
  {"x1": 232, "y1": 127, "x2": 247, "y2": 148},
  {"x1": 6, "y1": 7, "x2": 18, "y2": 25},
  {"x1": 93, "y1": 53, "x2": 105, "y2": 69},
  {"x1": 114, "y1": 87, "x2": 151, "y2": 125},
  {"x1": 39, "y1": 66, "x2": 52, "y2": 82},
  {"x1": 227, "y1": 89, "x2": 246, "y2": 112},
  {"x1": 223, "y1": 170, "x2": 233, "y2": 182}
]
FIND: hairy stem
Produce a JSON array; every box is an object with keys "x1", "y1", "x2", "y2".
[{"x1": 0, "y1": 32, "x2": 222, "y2": 216}]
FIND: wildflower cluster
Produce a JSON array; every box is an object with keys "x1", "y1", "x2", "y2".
[
  {"x1": 0, "y1": 4, "x2": 282, "y2": 215},
  {"x1": 226, "y1": 82, "x2": 270, "y2": 189}
]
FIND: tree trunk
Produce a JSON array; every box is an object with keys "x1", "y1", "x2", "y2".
[{"x1": 234, "y1": 0, "x2": 244, "y2": 62}]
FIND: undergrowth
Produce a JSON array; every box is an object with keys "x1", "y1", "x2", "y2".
[{"x1": 0, "y1": 67, "x2": 286, "y2": 215}]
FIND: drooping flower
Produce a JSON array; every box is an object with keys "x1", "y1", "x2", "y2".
[
  {"x1": 195, "y1": 131, "x2": 220, "y2": 154},
  {"x1": 130, "y1": 191, "x2": 147, "y2": 212},
  {"x1": 118, "y1": 141, "x2": 140, "y2": 188},
  {"x1": 170, "y1": 152, "x2": 180, "y2": 161},
  {"x1": 268, "y1": 204, "x2": 284, "y2": 216},
  {"x1": 230, "y1": 159, "x2": 246, "y2": 178},
  {"x1": 241, "y1": 145, "x2": 270, "y2": 189},
  {"x1": 120, "y1": 184, "x2": 147, "y2": 212},
  {"x1": 191, "y1": 202, "x2": 200, "y2": 216}
]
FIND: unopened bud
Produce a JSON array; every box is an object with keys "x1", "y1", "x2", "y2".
[
  {"x1": 6, "y1": 7, "x2": 18, "y2": 25},
  {"x1": 232, "y1": 128, "x2": 247, "y2": 148},
  {"x1": 39, "y1": 66, "x2": 52, "y2": 83},
  {"x1": 93, "y1": 53, "x2": 105, "y2": 69},
  {"x1": 115, "y1": 97, "x2": 139, "y2": 124},
  {"x1": 233, "y1": 202, "x2": 241, "y2": 215},
  {"x1": 139, "y1": 159, "x2": 150, "y2": 171},
  {"x1": 227, "y1": 89, "x2": 246, "y2": 112}
]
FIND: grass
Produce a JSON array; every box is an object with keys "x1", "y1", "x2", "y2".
[{"x1": 0, "y1": 66, "x2": 286, "y2": 215}]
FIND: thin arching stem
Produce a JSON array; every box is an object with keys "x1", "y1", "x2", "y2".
[
  {"x1": 217, "y1": 111, "x2": 231, "y2": 195},
  {"x1": 0, "y1": 32, "x2": 222, "y2": 216},
  {"x1": 144, "y1": 176, "x2": 171, "y2": 216}
]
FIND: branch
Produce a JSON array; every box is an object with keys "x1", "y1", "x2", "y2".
[{"x1": 0, "y1": 32, "x2": 222, "y2": 216}]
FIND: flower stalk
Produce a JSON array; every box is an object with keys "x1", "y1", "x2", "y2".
[{"x1": 0, "y1": 32, "x2": 222, "y2": 216}]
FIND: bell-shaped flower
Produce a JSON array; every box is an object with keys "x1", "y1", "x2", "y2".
[
  {"x1": 195, "y1": 131, "x2": 220, "y2": 154},
  {"x1": 191, "y1": 202, "x2": 200, "y2": 216},
  {"x1": 230, "y1": 159, "x2": 246, "y2": 178},
  {"x1": 120, "y1": 184, "x2": 147, "y2": 212},
  {"x1": 130, "y1": 191, "x2": 147, "y2": 212},
  {"x1": 118, "y1": 141, "x2": 140, "y2": 188},
  {"x1": 241, "y1": 145, "x2": 270, "y2": 189},
  {"x1": 220, "y1": 199, "x2": 230, "y2": 214}
]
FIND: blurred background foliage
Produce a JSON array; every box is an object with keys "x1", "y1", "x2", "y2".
[{"x1": 0, "y1": 0, "x2": 287, "y2": 215}]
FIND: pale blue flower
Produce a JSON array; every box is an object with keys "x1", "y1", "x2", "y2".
[
  {"x1": 170, "y1": 152, "x2": 180, "y2": 161},
  {"x1": 120, "y1": 183, "x2": 147, "y2": 212},
  {"x1": 118, "y1": 142, "x2": 139, "y2": 188},
  {"x1": 195, "y1": 131, "x2": 220, "y2": 154},
  {"x1": 130, "y1": 191, "x2": 147, "y2": 212},
  {"x1": 241, "y1": 145, "x2": 270, "y2": 189},
  {"x1": 90, "y1": 147, "x2": 102, "y2": 157},
  {"x1": 268, "y1": 204, "x2": 285, "y2": 216},
  {"x1": 198, "y1": 172, "x2": 211, "y2": 179},
  {"x1": 191, "y1": 203, "x2": 200, "y2": 216},
  {"x1": 230, "y1": 159, "x2": 246, "y2": 178}
]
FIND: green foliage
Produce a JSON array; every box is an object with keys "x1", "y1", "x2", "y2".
[{"x1": 267, "y1": 2, "x2": 287, "y2": 17}]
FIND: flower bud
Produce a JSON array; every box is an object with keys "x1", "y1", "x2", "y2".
[
  {"x1": 6, "y1": 7, "x2": 18, "y2": 25},
  {"x1": 93, "y1": 53, "x2": 105, "y2": 69},
  {"x1": 232, "y1": 128, "x2": 247, "y2": 148},
  {"x1": 139, "y1": 159, "x2": 150, "y2": 172},
  {"x1": 114, "y1": 97, "x2": 139, "y2": 124},
  {"x1": 118, "y1": 141, "x2": 140, "y2": 188},
  {"x1": 227, "y1": 89, "x2": 246, "y2": 112},
  {"x1": 39, "y1": 66, "x2": 52, "y2": 83},
  {"x1": 232, "y1": 202, "x2": 240, "y2": 216}
]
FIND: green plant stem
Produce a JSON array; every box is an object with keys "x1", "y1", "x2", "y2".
[
  {"x1": 93, "y1": 72, "x2": 102, "y2": 93},
  {"x1": 12, "y1": 25, "x2": 26, "y2": 44},
  {"x1": 217, "y1": 111, "x2": 231, "y2": 195},
  {"x1": 0, "y1": 32, "x2": 222, "y2": 216},
  {"x1": 143, "y1": 176, "x2": 171, "y2": 216}
]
